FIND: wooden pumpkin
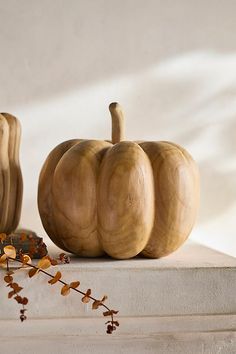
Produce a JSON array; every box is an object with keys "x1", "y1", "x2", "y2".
[
  {"x1": 0, "y1": 113, "x2": 23, "y2": 234},
  {"x1": 38, "y1": 103, "x2": 199, "y2": 259}
]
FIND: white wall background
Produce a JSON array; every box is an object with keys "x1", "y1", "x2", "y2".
[{"x1": 0, "y1": 0, "x2": 235, "y2": 256}]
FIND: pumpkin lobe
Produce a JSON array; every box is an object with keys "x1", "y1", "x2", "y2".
[
  {"x1": 98, "y1": 141, "x2": 155, "y2": 259},
  {"x1": 52, "y1": 140, "x2": 112, "y2": 257}
]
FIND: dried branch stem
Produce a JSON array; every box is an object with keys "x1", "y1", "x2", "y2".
[{"x1": 7, "y1": 256, "x2": 115, "y2": 326}]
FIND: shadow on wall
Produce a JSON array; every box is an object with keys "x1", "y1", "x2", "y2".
[
  {"x1": 126, "y1": 52, "x2": 236, "y2": 225},
  {"x1": 0, "y1": 1, "x2": 235, "y2": 254},
  {"x1": 1, "y1": 0, "x2": 236, "y2": 108},
  {"x1": 14, "y1": 51, "x2": 236, "y2": 238},
  {"x1": 1, "y1": 1, "x2": 236, "y2": 234}
]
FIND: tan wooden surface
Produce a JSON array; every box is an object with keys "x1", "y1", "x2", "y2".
[
  {"x1": 38, "y1": 103, "x2": 199, "y2": 259},
  {"x1": 0, "y1": 113, "x2": 22, "y2": 234}
]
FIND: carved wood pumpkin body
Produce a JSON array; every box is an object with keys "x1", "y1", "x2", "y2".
[
  {"x1": 38, "y1": 104, "x2": 199, "y2": 259},
  {"x1": 0, "y1": 113, "x2": 23, "y2": 234}
]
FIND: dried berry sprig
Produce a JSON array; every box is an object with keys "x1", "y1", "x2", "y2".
[
  {"x1": 0, "y1": 243, "x2": 119, "y2": 334},
  {"x1": 2, "y1": 247, "x2": 28, "y2": 322}
]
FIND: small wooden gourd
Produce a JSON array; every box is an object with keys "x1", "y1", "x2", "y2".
[
  {"x1": 38, "y1": 103, "x2": 199, "y2": 259},
  {"x1": 0, "y1": 113, "x2": 23, "y2": 234}
]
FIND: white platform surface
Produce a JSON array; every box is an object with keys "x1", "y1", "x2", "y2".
[{"x1": 0, "y1": 241, "x2": 235, "y2": 353}]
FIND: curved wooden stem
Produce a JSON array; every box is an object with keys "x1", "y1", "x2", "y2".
[{"x1": 109, "y1": 102, "x2": 125, "y2": 144}]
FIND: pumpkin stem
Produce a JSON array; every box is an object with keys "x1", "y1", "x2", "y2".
[{"x1": 109, "y1": 102, "x2": 125, "y2": 144}]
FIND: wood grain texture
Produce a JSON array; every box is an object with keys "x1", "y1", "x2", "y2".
[
  {"x1": 38, "y1": 139, "x2": 81, "y2": 251},
  {"x1": 52, "y1": 140, "x2": 111, "y2": 256},
  {"x1": 2, "y1": 113, "x2": 23, "y2": 234},
  {"x1": 0, "y1": 113, "x2": 23, "y2": 234},
  {"x1": 140, "y1": 141, "x2": 199, "y2": 258},
  {"x1": 0, "y1": 114, "x2": 10, "y2": 231},
  {"x1": 109, "y1": 102, "x2": 125, "y2": 144},
  {"x1": 38, "y1": 103, "x2": 200, "y2": 259},
  {"x1": 98, "y1": 141, "x2": 155, "y2": 259}
]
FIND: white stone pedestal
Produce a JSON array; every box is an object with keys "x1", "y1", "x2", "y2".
[{"x1": 0, "y1": 242, "x2": 235, "y2": 353}]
